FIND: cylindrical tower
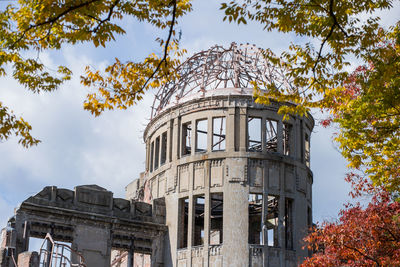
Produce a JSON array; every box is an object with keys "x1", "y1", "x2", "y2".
[{"x1": 134, "y1": 43, "x2": 314, "y2": 267}]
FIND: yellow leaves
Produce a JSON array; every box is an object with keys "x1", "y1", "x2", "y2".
[
  {"x1": 0, "y1": 102, "x2": 40, "y2": 147},
  {"x1": 0, "y1": 0, "x2": 192, "y2": 146},
  {"x1": 221, "y1": 0, "x2": 400, "y2": 192},
  {"x1": 82, "y1": 41, "x2": 182, "y2": 117}
]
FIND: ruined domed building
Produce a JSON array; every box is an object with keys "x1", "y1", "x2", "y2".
[
  {"x1": 126, "y1": 43, "x2": 314, "y2": 266},
  {"x1": 0, "y1": 43, "x2": 313, "y2": 267}
]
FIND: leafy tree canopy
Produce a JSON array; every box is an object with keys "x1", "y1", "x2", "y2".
[
  {"x1": 1, "y1": 0, "x2": 399, "y2": 193},
  {"x1": 0, "y1": 0, "x2": 191, "y2": 146},
  {"x1": 302, "y1": 175, "x2": 400, "y2": 266},
  {"x1": 221, "y1": 0, "x2": 400, "y2": 192}
]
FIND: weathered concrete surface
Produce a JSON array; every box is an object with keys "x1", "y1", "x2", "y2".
[
  {"x1": 128, "y1": 93, "x2": 314, "y2": 266},
  {"x1": 1, "y1": 185, "x2": 167, "y2": 267},
  {"x1": 17, "y1": 251, "x2": 39, "y2": 267}
]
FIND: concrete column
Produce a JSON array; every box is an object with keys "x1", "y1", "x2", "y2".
[
  {"x1": 127, "y1": 237, "x2": 134, "y2": 267},
  {"x1": 151, "y1": 234, "x2": 165, "y2": 267},
  {"x1": 191, "y1": 119, "x2": 196, "y2": 156},
  {"x1": 146, "y1": 140, "x2": 150, "y2": 172},
  {"x1": 239, "y1": 107, "x2": 247, "y2": 151},
  {"x1": 187, "y1": 165, "x2": 194, "y2": 267},
  {"x1": 262, "y1": 160, "x2": 269, "y2": 267},
  {"x1": 17, "y1": 251, "x2": 39, "y2": 267},
  {"x1": 14, "y1": 215, "x2": 29, "y2": 258},
  {"x1": 226, "y1": 107, "x2": 235, "y2": 152},
  {"x1": 204, "y1": 160, "x2": 210, "y2": 267},
  {"x1": 167, "y1": 119, "x2": 173, "y2": 163},
  {"x1": 223, "y1": 158, "x2": 248, "y2": 266},
  {"x1": 173, "y1": 117, "x2": 180, "y2": 160},
  {"x1": 72, "y1": 225, "x2": 111, "y2": 267},
  {"x1": 278, "y1": 163, "x2": 286, "y2": 267}
]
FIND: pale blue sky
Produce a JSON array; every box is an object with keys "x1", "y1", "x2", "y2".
[{"x1": 0, "y1": 0, "x2": 398, "y2": 227}]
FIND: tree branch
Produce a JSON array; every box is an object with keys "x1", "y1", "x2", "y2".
[
  {"x1": 139, "y1": 0, "x2": 177, "y2": 91},
  {"x1": 343, "y1": 244, "x2": 381, "y2": 267},
  {"x1": 9, "y1": 0, "x2": 101, "y2": 49}
]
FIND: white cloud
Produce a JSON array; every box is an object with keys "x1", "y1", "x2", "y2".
[{"x1": 2, "y1": 0, "x2": 395, "y2": 228}]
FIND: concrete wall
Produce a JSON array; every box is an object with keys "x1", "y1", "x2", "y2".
[{"x1": 127, "y1": 93, "x2": 314, "y2": 267}]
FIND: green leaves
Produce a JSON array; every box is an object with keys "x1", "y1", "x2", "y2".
[
  {"x1": 222, "y1": 0, "x2": 400, "y2": 192},
  {"x1": 0, "y1": 0, "x2": 192, "y2": 146}
]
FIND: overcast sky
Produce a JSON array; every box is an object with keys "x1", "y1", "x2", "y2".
[{"x1": 0, "y1": 1, "x2": 398, "y2": 228}]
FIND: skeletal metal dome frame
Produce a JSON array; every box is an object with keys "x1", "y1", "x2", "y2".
[{"x1": 151, "y1": 42, "x2": 295, "y2": 119}]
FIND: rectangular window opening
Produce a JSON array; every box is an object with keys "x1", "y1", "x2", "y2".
[
  {"x1": 196, "y1": 119, "x2": 207, "y2": 153},
  {"x1": 248, "y1": 117, "x2": 261, "y2": 151},
  {"x1": 265, "y1": 119, "x2": 278, "y2": 152},
  {"x1": 267, "y1": 195, "x2": 279, "y2": 247},
  {"x1": 160, "y1": 132, "x2": 167, "y2": 165},
  {"x1": 178, "y1": 197, "x2": 189, "y2": 249},
  {"x1": 193, "y1": 195, "x2": 205, "y2": 246},
  {"x1": 285, "y1": 198, "x2": 293, "y2": 249},
  {"x1": 150, "y1": 141, "x2": 154, "y2": 172},
  {"x1": 210, "y1": 193, "x2": 223, "y2": 245},
  {"x1": 212, "y1": 117, "x2": 226, "y2": 151},
  {"x1": 248, "y1": 193, "x2": 263, "y2": 245},
  {"x1": 154, "y1": 136, "x2": 160, "y2": 170},
  {"x1": 305, "y1": 133, "x2": 310, "y2": 167},
  {"x1": 182, "y1": 122, "x2": 192, "y2": 156},
  {"x1": 283, "y1": 123, "x2": 292, "y2": 156}
]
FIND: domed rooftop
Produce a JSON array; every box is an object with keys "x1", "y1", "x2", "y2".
[{"x1": 151, "y1": 42, "x2": 293, "y2": 119}]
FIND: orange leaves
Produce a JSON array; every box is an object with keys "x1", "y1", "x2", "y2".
[
  {"x1": 82, "y1": 43, "x2": 182, "y2": 116},
  {"x1": 0, "y1": 0, "x2": 191, "y2": 146},
  {"x1": 302, "y1": 189, "x2": 400, "y2": 266}
]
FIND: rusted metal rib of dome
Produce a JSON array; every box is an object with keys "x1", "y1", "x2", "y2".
[{"x1": 150, "y1": 42, "x2": 295, "y2": 119}]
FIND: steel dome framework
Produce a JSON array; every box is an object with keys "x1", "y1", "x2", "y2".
[{"x1": 151, "y1": 42, "x2": 295, "y2": 119}]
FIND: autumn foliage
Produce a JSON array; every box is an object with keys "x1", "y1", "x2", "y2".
[{"x1": 302, "y1": 173, "x2": 400, "y2": 267}]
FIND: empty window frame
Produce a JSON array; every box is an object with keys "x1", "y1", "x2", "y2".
[
  {"x1": 196, "y1": 119, "x2": 207, "y2": 153},
  {"x1": 150, "y1": 141, "x2": 154, "y2": 172},
  {"x1": 210, "y1": 193, "x2": 223, "y2": 245},
  {"x1": 178, "y1": 197, "x2": 189, "y2": 249},
  {"x1": 212, "y1": 117, "x2": 226, "y2": 151},
  {"x1": 285, "y1": 198, "x2": 293, "y2": 249},
  {"x1": 248, "y1": 117, "x2": 261, "y2": 151},
  {"x1": 248, "y1": 193, "x2": 263, "y2": 244},
  {"x1": 160, "y1": 132, "x2": 167, "y2": 165},
  {"x1": 193, "y1": 195, "x2": 205, "y2": 246},
  {"x1": 305, "y1": 133, "x2": 310, "y2": 167},
  {"x1": 267, "y1": 195, "x2": 279, "y2": 247},
  {"x1": 154, "y1": 136, "x2": 160, "y2": 170},
  {"x1": 265, "y1": 119, "x2": 278, "y2": 152},
  {"x1": 282, "y1": 123, "x2": 292, "y2": 156},
  {"x1": 182, "y1": 122, "x2": 192, "y2": 156}
]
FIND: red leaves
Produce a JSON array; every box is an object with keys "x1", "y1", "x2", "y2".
[{"x1": 302, "y1": 188, "x2": 400, "y2": 266}]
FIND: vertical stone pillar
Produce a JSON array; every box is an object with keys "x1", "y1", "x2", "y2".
[
  {"x1": 17, "y1": 251, "x2": 39, "y2": 267},
  {"x1": 0, "y1": 248, "x2": 11, "y2": 267},
  {"x1": 72, "y1": 225, "x2": 111, "y2": 267},
  {"x1": 239, "y1": 107, "x2": 247, "y2": 151},
  {"x1": 14, "y1": 215, "x2": 29, "y2": 258},
  {"x1": 223, "y1": 158, "x2": 248, "y2": 266},
  {"x1": 151, "y1": 234, "x2": 165, "y2": 267},
  {"x1": 226, "y1": 107, "x2": 236, "y2": 152},
  {"x1": 127, "y1": 238, "x2": 134, "y2": 267}
]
